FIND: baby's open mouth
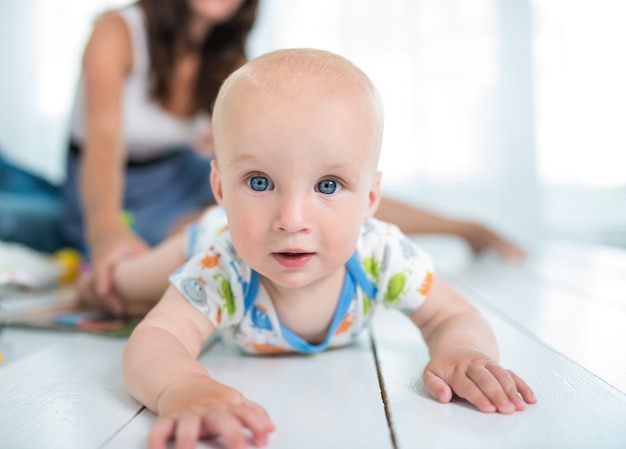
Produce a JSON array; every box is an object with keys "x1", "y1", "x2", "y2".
[{"x1": 272, "y1": 252, "x2": 314, "y2": 268}]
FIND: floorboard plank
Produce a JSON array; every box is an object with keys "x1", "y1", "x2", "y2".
[
  {"x1": 528, "y1": 243, "x2": 626, "y2": 312},
  {"x1": 0, "y1": 331, "x2": 141, "y2": 449}
]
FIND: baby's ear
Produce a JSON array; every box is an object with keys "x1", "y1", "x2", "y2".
[
  {"x1": 210, "y1": 159, "x2": 224, "y2": 205},
  {"x1": 364, "y1": 171, "x2": 382, "y2": 221}
]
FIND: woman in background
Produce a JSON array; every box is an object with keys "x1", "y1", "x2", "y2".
[{"x1": 63, "y1": 0, "x2": 258, "y2": 313}]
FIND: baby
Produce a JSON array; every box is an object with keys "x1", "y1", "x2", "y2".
[{"x1": 120, "y1": 48, "x2": 536, "y2": 449}]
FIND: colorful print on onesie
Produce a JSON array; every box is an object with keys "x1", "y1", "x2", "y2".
[{"x1": 170, "y1": 207, "x2": 434, "y2": 354}]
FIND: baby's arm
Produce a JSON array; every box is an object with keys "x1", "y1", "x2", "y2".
[
  {"x1": 77, "y1": 231, "x2": 189, "y2": 317},
  {"x1": 410, "y1": 275, "x2": 536, "y2": 413},
  {"x1": 111, "y1": 231, "x2": 188, "y2": 316},
  {"x1": 123, "y1": 286, "x2": 275, "y2": 449}
]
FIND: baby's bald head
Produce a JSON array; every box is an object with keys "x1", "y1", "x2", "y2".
[{"x1": 212, "y1": 49, "x2": 384, "y2": 168}]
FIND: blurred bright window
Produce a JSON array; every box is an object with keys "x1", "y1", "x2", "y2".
[
  {"x1": 533, "y1": 0, "x2": 626, "y2": 245},
  {"x1": 35, "y1": 0, "x2": 131, "y2": 117}
]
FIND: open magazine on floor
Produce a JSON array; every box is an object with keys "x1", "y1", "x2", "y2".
[
  {"x1": 0, "y1": 287, "x2": 137, "y2": 337},
  {"x1": 0, "y1": 242, "x2": 136, "y2": 337}
]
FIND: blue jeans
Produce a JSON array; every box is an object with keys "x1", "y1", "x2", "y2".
[
  {"x1": 1, "y1": 144, "x2": 215, "y2": 256},
  {"x1": 61, "y1": 143, "x2": 215, "y2": 254},
  {"x1": 0, "y1": 152, "x2": 66, "y2": 253}
]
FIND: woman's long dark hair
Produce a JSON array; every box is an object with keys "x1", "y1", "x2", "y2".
[{"x1": 140, "y1": 0, "x2": 258, "y2": 114}]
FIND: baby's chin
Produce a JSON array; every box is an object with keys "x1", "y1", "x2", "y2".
[{"x1": 258, "y1": 261, "x2": 347, "y2": 291}]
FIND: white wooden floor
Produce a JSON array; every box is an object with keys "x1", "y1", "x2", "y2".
[{"x1": 1, "y1": 240, "x2": 625, "y2": 449}]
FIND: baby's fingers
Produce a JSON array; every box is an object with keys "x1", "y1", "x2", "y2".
[
  {"x1": 467, "y1": 364, "x2": 518, "y2": 413},
  {"x1": 201, "y1": 409, "x2": 250, "y2": 449},
  {"x1": 423, "y1": 370, "x2": 453, "y2": 404},
  {"x1": 448, "y1": 367, "x2": 498, "y2": 413},
  {"x1": 175, "y1": 413, "x2": 203, "y2": 449},
  {"x1": 508, "y1": 369, "x2": 537, "y2": 405},
  {"x1": 232, "y1": 401, "x2": 275, "y2": 446},
  {"x1": 468, "y1": 364, "x2": 537, "y2": 413},
  {"x1": 425, "y1": 364, "x2": 496, "y2": 412},
  {"x1": 148, "y1": 416, "x2": 175, "y2": 449}
]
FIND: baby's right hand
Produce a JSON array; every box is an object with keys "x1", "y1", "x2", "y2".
[{"x1": 149, "y1": 375, "x2": 275, "y2": 449}]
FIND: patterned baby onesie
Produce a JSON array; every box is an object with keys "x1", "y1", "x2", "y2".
[{"x1": 170, "y1": 207, "x2": 434, "y2": 354}]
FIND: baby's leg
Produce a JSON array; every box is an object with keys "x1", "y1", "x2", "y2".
[{"x1": 113, "y1": 232, "x2": 187, "y2": 315}]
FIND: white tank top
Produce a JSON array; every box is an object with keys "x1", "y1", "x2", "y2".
[{"x1": 69, "y1": 5, "x2": 210, "y2": 161}]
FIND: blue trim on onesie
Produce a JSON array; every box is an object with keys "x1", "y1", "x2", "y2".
[
  {"x1": 186, "y1": 222, "x2": 199, "y2": 257},
  {"x1": 244, "y1": 252, "x2": 377, "y2": 354},
  {"x1": 280, "y1": 266, "x2": 356, "y2": 353},
  {"x1": 346, "y1": 252, "x2": 378, "y2": 299},
  {"x1": 244, "y1": 270, "x2": 260, "y2": 313}
]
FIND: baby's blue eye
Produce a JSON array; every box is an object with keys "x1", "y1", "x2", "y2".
[
  {"x1": 247, "y1": 175, "x2": 273, "y2": 192},
  {"x1": 317, "y1": 179, "x2": 341, "y2": 195}
]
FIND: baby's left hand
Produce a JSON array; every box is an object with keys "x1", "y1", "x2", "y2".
[{"x1": 423, "y1": 347, "x2": 536, "y2": 413}]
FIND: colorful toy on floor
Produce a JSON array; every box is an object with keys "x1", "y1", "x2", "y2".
[{"x1": 52, "y1": 248, "x2": 82, "y2": 283}]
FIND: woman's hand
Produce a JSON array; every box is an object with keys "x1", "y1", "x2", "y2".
[
  {"x1": 150, "y1": 375, "x2": 275, "y2": 449},
  {"x1": 80, "y1": 224, "x2": 149, "y2": 316},
  {"x1": 458, "y1": 220, "x2": 526, "y2": 261}
]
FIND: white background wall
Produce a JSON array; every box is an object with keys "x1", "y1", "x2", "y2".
[{"x1": 1, "y1": 0, "x2": 624, "y2": 248}]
